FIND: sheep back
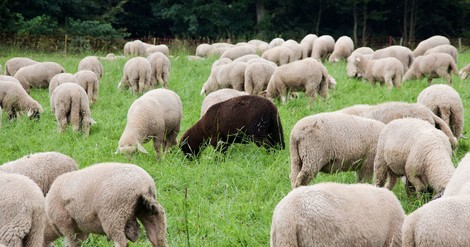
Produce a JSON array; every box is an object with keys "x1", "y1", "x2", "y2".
[
  {"x1": 200, "y1": 88, "x2": 248, "y2": 117},
  {"x1": 328, "y1": 36, "x2": 354, "y2": 62},
  {"x1": 4, "y1": 57, "x2": 38, "y2": 76},
  {"x1": 443, "y1": 153, "x2": 470, "y2": 197},
  {"x1": 0, "y1": 81, "x2": 43, "y2": 120},
  {"x1": 74, "y1": 70, "x2": 99, "y2": 104},
  {"x1": 147, "y1": 52, "x2": 171, "y2": 88},
  {"x1": 48, "y1": 72, "x2": 77, "y2": 95},
  {"x1": 413, "y1": 35, "x2": 450, "y2": 57},
  {"x1": 14, "y1": 62, "x2": 65, "y2": 92},
  {"x1": 403, "y1": 52, "x2": 458, "y2": 84},
  {"x1": 78, "y1": 56, "x2": 103, "y2": 80},
  {"x1": 119, "y1": 57, "x2": 152, "y2": 94}
]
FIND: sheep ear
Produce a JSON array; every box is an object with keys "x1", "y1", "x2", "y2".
[
  {"x1": 259, "y1": 90, "x2": 267, "y2": 97},
  {"x1": 115, "y1": 147, "x2": 120, "y2": 154},
  {"x1": 27, "y1": 108, "x2": 34, "y2": 117},
  {"x1": 137, "y1": 143, "x2": 148, "y2": 154},
  {"x1": 90, "y1": 117, "x2": 97, "y2": 125},
  {"x1": 355, "y1": 56, "x2": 361, "y2": 62},
  {"x1": 200, "y1": 86, "x2": 206, "y2": 96}
]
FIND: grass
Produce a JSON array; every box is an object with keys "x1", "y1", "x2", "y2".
[{"x1": 1, "y1": 48, "x2": 470, "y2": 246}]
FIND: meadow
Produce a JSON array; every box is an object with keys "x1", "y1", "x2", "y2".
[{"x1": 0, "y1": 47, "x2": 469, "y2": 246}]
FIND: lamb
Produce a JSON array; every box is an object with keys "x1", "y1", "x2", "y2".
[
  {"x1": 195, "y1": 43, "x2": 213, "y2": 57},
  {"x1": 14, "y1": 62, "x2": 65, "y2": 93},
  {"x1": 180, "y1": 95, "x2": 284, "y2": 157},
  {"x1": 200, "y1": 88, "x2": 248, "y2": 116},
  {"x1": 328, "y1": 36, "x2": 354, "y2": 62},
  {"x1": 265, "y1": 58, "x2": 335, "y2": 104},
  {"x1": 4, "y1": 57, "x2": 38, "y2": 76},
  {"x1": 244, "y1": 61, "x2": 277, "y2": 95},
  {"x1": 371, "y1": 45, "x2": 414, "y2": 72},
  {"x1": 44, "y1": 162, "x2": 168, "y2": 247},
  {"x1": 50, "y1": 83, "x2": 92, "y2": 136},
  {"x1": 118, "y1": 57, "x2": 152, "y2": 94},
  {"x1": 353, "y1": 54, "x2": 404, "y2": 88},
  {"x1": 0, "y1": 172, "x2": 46, "y2": 247},
  {"x1": 290, "y1": 112, "x2": 385, "y2": 188},
  {"x1": 443, "y1": 153, "x2": 470, "y2": 197},
  {"x1": 271, "y1": 183, "x2": 404, "y2": 247},
  {"x1": 146, "y1": 44, "x2": 170, "y2": 57},
  {"x1": 261, "y1": 45, "x2": 295, "y2": 65},
  {"x1": 0, "y1": 81, "x2": 43, "y2": 121},
  {"x1": 417, "y1": 84, "x2": 463, "y2": 138},
  {"x1": 413, "y1": 35, "x2": 450, "y2": 56},
  {"x1": 401, "y1": 195, "x2": 470, "y2": 247},
  {"x1": 116, "y1": 88, "x2": 182, "y2": 159},
  {"x1": 147, "y1": 51, "x2": 171, "y2": 88},
  {"x1": 423, "y1": 44, "x2": 458, "y2": 63},
  {"x1": 0, "y1": 151, "x2": 78, "y2": 195},
  {"x1": 403, "y1": 52, "x2": 459, "y2": 84},
  {"x1": 200, "y1": 61, "x2": 248, "y2": 95},
  {"x1": 221, "y1": 44, "x2": 257, "y2": 60},
  {"x1": 74, "y1": 70, "x2": 100, "y2": 104},
  {"x1": 48, "y1": 72, "x2": 77, "y2": 95},
  {"x1": 346, "y1": 46, "x2": 374, "y2": 77},
  {"x1": 374, "y1": 118, "x2": 455, "y2": 197},
  {"x1": 77, "y1": 56, "x2": 103, "y2": 80},
  {"x1": 310, "y1": 35, "x2": 335, "y2": 60}
]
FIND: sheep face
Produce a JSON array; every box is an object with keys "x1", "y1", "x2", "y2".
[
  {"x1": 27, "y1": 104, "x2": 43, "y2": 120},
  {"x1": 116, "y1": 143, "x2": 148, "y2": 155}
]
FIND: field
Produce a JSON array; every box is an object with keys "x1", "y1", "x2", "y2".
[{"x1": 1, "y1": 48, "x2": 469, "y2": 246}]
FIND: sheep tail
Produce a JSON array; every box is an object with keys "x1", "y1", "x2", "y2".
[
  {"x1": 402, "y1": 223, "x2": 415, "y2": 247},
  {"x1": 450, "y1": 61, "x2": 459, "y2": 76},
  {"x1": 0, "y1": 206, "x2": 32, "y2": 246},
  {"x1": 432, "y1": 113, "x2": 458, "y2": 149},
  {"x1": 289, "y1": 136, "x2": 302, "y2": 189}
]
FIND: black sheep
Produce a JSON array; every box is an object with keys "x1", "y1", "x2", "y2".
[{"x1": 180, "y1": 95, "x2": 285, "y2": 157}]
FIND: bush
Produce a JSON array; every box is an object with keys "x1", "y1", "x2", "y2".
[
  {"x1": 16, "y1": 14, "x2": 60, "y2": 36},
  {"x1": 66, "y1": 19, "x2": 129, "y2": 39}
]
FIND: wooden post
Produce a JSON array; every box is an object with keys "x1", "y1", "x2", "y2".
[
  {"x1": 64, "y1": 34, "x2": 67, "y2": 54},
  {"x1": 399, "y1": 37, "x2": 403, "y2": 46},
  {"x1": 153, "y1": 37, "x2": 156, "y2": 45},
  {"x1": 459, "y1": 38, "x2": 462, "y2": 51}
]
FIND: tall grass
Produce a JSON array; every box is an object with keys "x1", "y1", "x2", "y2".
[{"x1": 0, "y1": 48, "x2": 469, "y2": 246}]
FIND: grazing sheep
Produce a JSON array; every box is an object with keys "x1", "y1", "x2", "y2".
[
  {"x1": 45, "y1": 162, "x2": 168, "y2": 247},
  {"x1": 200, "y1": 61, "x2": 247, "y2": 95},
  {"x1": 281, "y1": 39, "x2": 303, "y2": 61},
  {"x1": 261, "y1": 45, "x2": 295, "y2": 65},
  {"x1": 353, "y1": 54, "x2": 404, "y2": 88},
  {"x1": 328, "y1": 36, "x2": 354, "y2": 62},
  {"x1": 233, "y1": 54, "x2": 261, "y2": 63},
  {"x1": 0, "y1": 152, "x2": 78, "y2": 195},
  {"x1": 346, "y1": 46, "x2": 374, "y2": 77},
  {"x1": 443, "y1": 153, "x2": 470, "y2": 197},
  {"x1": 208, "y1": 42, "x2": 234, "y2": 57},
  {"x1": 417, "y1": 84, "x2": 463, "y2": 138},
  {"x1": 146, "y1": 44, "x2": 170, "y2": 57},
  {"x1": 200, "y1": 88, "x2": 248, "y2": 117},
  {"x1": 402, "y1": 195, "x2": 470, "y2": 247},
  {"x1": 267, "y1": 37, "x2": 285, "y2": 49},
  {"x1": 290, "y1": 112, "x2": 385, "y2": 188},
  {"x1": 14, "y1": 62, "x2": 65, "y2": 92},
  {"x1": 244, "y1": 61, "x2": 277, "y2": 95},
  {"x1": 423, "y1": 44, "x2": 458, "y2": 63},
  {"x1": 374, "y1": 118, "x2": 455, "y2": 197},
  {"x1": 211, "y1": 57, "x2": 233, "y2": 68},
  {"x1": 50, "y1": 83, "x2": 92, "y2": 136},
  {"x1": 247, "y1": 39, "x2": 269, "y2": 53},
  {"x1": 118, "y1": 57, "x2": 152, "y2": 94},
  {"x1": 117, "y1": 88, "x2": 182, "y2": 159},
  {"x1": 403, "y1": 52, "x2": 458, "y2": 84},
  {"x1": 459, "y1": 63, "x2": 470, "y2": 79},
  {"x1": 78, "y1": 56, "x2": 103, "y2": 80},
  {"x1": 128, "y1": 40, "x2": 146, "y2": 56},
  {"x1": 4, "y1": 57, "x2": 38, "y2": 76},
  {"x1": 300, "y1": 34, "x2": 318, "y2": 59},
  {"x1": 123, "y1": 41, "x2": 132, "y2": 56},
  {"x1": 221, "y1": 44, "x2": 257, "y2": 60},
  {"x1": 271, "y1": 183, "x2": 404, "y2": 247},
  {"x1": 48, "y1": 72, "x2": 77, "y2": 95},
  {"x1": 0, "y1": 172, "x2": 46, "y2": 247},
  {"x1": 413, "y1": 35, "x2": 450, "y2": 57},
  {"x1": 0, "y1": 75, "x2": 21, "y2": 84},
  {"x1": 265, "y1": 58, "x2": 334, "y2": 104},
  {"x1": 196, "y1": 43, "x2": 213, "y2": 57},
  {"x1": 0, "y1": 81, "x2": 43, "y2": 121},
  {"x1": 310, "y1": 35, "x2": 335, "y2": 60},
  {"x1": 371, "y1": 45, "x2": 414, "y2": 72},
  {"x1": 180, "y1": 95, "x2": 284, "y2": 157},
  {"x1": 74, "y1": 70, "x2": 100, "y2": 104},
  {"x1": 147, "y1": 51, "x2": 171, "y2": 88}
]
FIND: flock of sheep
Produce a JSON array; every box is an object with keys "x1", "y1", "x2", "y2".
[{"x1": 0, "y1": 33, "x2": 469, "y2": 246}]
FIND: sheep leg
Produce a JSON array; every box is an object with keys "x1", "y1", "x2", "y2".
[
  {"x1": 101, "y1": 216, "x2": 128, "y2": 247},
  {"x1": 138, "y1": 76, "x2": 146, "y2": 94},
  {"x1": 384, "y1": 75, "x2": 393, "y2": 89},
  {"x1": 356, "y1": 156, "x2": 374, "y2": 182},
  {"x1": 56, "y1": 111, "x2": 68, "y2": 133},
  {"x1": 137, "y1": 207, "x2": 168, "y2": 247},
  {"x1": 406, "y1": 174, "x2": 427, "y2": 194},
  {"x1": 304, "y1": 84, "x2": 318, "y2": 102},
  {"x1": 153, "y1": 137, "x2": 163, "y2": 159},
  {"x1": 162, "y1": 69, "x2": 169, "y2": 88},
  {"x1": 70, "y1": 97, "x2": 80, "y2": 132},
  {"x1": 384, "y1": 171, "x2": 398, "y2": 190},
  {"x1": 393, "y1": 73, "x2": 402, "y2": 88},
  {"x1": 164, "y1": 129, "x2": 178, "y2": 152},
  {"x1": 373, "y1": 155, "x2": 389, "y2": 188},
  {"x1": 130, "y1": 78, "x2": 139, "y2": 94}
]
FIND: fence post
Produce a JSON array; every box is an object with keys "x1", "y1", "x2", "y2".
[
  {"x1": 64, "y1": 34, "x2": 67, "y2": 54},
  {"x1": 153, "y1": 37, "x2": 156, "y2": 45},
  {"x1": 459, "y1": 38, "x2": 462, "y2": 51}
]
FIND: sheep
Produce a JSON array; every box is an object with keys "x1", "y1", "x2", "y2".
[
  {"x1": 290, "y1": 112, "x2": 385, "y2": 188},
  {"x1": 423, "y1": 44, "x2": 458, "y2": 63},
  {"x1": 261, "y1": 45, "x2": 295, "y2": 65},
  {"x1": 310, "y1": 35, "x2": 335, "y2": 60},
  {"x1": 353, "y1": 54, "x2": 404, "y2": 88},
  {"x1": 200, "y1": 61, "x2": 248, "y2": 95},
  {"x1": 233, "y1": 54, "x2": 261, "y2": 63},
  {"x1": 328, "y1": 36, "x2": 354, "y2": 62},
  {"x1": 147, "y1": 51, "x2": 171, "y2": 88},
  {"x1": 271, "y1": 183, "x2": 404, "y2": 247},
  {"x1": 459, "y1": 63, "x2": 470, "y2": 79},
  {"x1": 370, "y1": 45, "x2": 414, "y2": 72},
  {"x1": 0, "y1": 172, "x2": 46, "y2": 247},
  {"x1": 117, "y1": 88, "x2": 182, "y2": 159},
  {"x1": 346, "y1": 46, "x2": 374, "y2": 77},
  {"x1": 374, "y1": 118, "x2": 455, "y2": 197},
  {"x1": 180, "y1": 95, "x2": 284, "y2": 157},
  {"x1": 44, "y1": 162, "x2": 168, "y2": 247},
  {"x1": 265, "y1": 58, "x2": 335, "y2": 104},
  {"x1": 128, "y1": 40, "x2": 146, "y2": 56},
  {"x1": 50, "y1": 83, "x2": 92, "y2": 136},
  {"x1": 413, "y1": 35, "x2": 450, "y2": 57},
  {"x1": 124, "y1": 41, "x2": 132, "y2": 56},
  {"x1": 211, "y1": 57, "x2": 232, "y2": 68},
  {"x1": 200, "y1": 88, "x2": 248, "y2": 117},
  {"x1": 48, "y1": 72, "x2": 77, "y2": 95},
  {"x1": 0, "y1": 75, "x2": 21, "y2": 84},
  {"x1": 417, "y1": 84, "x2": 463, "y2": 138},
  {"x1": 247, "y1": 39, "x2": 269, "y2": 53},
  {"x1": 403, "y1": 52, "x2": 458, "y2": 84},
  {"x1": 208, "y1": 42, "x2": 234, "y2": 57},
  {"x1": 281, "y1": 39, "x2": 303, "y2": 61},
  {"x1": 4, "y1": 57, "x2": 38, "y2": 76},
  {"x1": 196, "y1": 43, "x2": 213, "y2": 57},
  {"x1": 14, "y1": 62, "x2": 65, "y2": 93},
  {"x1": 146, "y1": 44, "x2": 170, "y2": 57},
  {"x1": 77, "y1": 56, "x2": 103, "y2": 80},
  {"x1": 118, "y1": 57, "x2": 152, "y2": 94},
  {"x1": 401, "y1": 195, "x2": 470, "y2": 247},
  {"x1": 443, "y1": 153, "x2": 470, "y2": 197},
  {"x1": 0, "y1": 151, "x2": 78, "y2": 195},
  {"x1": 0, "y1": 81, "x2": 43, "y2": 121},
  {"x1": 267, "y1": 37, "x2": 285, "y2": 49},
  {"x1": 300, "y1": 34, "x2": 318, "y2": 59},
  {"x1": 244, "y1": 61, "x2": 277, "y2": 95},
  {"x1": 221, "y1": 44, "x2": 257, "y2": 60},
  {"x1": 74, "y1": 70, "x2": 100, "y2": 104},
  {"x1": 337, "y1": 101, "x2": 459, "y2": 149}
]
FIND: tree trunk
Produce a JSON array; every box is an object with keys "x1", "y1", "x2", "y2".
[
  {"x1": 315, "y1": 0, "x2": 323, "y2": 34},
  {"x1": 256, "y1": 0, "x2": 265, "y2": 25},
  {"x1": 409, "y1": 0, "x2": 416, "y2": 47},
  {"x1": 403, "y1": 0, "x2": 408, "y2": 45},
  {"x1": 361, "y1": 1, "x2": 367, "y2": 46},
  {"x1": 353, "y1": 0, "x2": 358, "y2": 45}
]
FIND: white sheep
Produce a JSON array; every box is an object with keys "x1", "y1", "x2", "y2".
[
  {"x1": 128, "y1": 40, "x2": 146, "y2": 56},
  {"x1": 211, "y1": 57, "x2": 233, "y2": 68},
  {"x1": 0, "y1": 81, "x2": 43, "y2": 121},
  {"x1": 443, "y1": 153, "x2": 470, "y2": 197},
  {"x1": 346, "y1": 46, "x2": 374, "y2": 78},
  {"x1": 195, "y1": 43, "x2": 213, "y2": 57},
  {"x1": 14, "y1": 62, "x2": 65, "y2": 93},
  {"x1": 328, "y1": 35, "x2": 354, "y2": 62},
  {"x1": 74, "y1": 70, "x2": 100, "y2": 104},
  {"x1": 374, "y1": 118, "x2": 455, "y2": 197},
  {"x1": 423, "y1": 44, "x2": 458, "y2": 63},
  {"x1": 233, "y1": 54, "x2": 261, "y2": 63},
  {"x1": 290, "y1": 112, "x2": 385, "y2": 188},
  {"x1": 247, "y1": 39, "x2": 269, "y2": 53},
  {"x1": 118, "y1": 57, "x2": 152, "y2": 94},
  {"x1": 146, "y1": 44, "x2": 170, "y2": 57},
  {"x1": 261, "y1": 45, "x2": 295, "y2": 65},
  {"x1": 413, "y1": 35, "x2": 450, "y2": 56},
  {"x1": 117, "y1": 88, "x2": 182, "y2": 158},
  {"x1": 371, "y1": 45, "x2": 414, "y2": 72},
  {"x1": 244, "y1": 60, "x2": 277, "y2": 95},
  {"x1": 4, "y1": 57, "x2": 38, "y2": 76},
  {"x1": 353, "y1": 54, "x2": 404, "y2": 88},
  {"x1": 417, "y1": 84, "x2": 463, "y2": 138},
  {"x1": 77, "y1": 56, "x2": 103, "y2": 80},
  {"x1": 45, "y1": 162, "x2": 168, "y2": 247},
  {"x1": 459, "y1": 63, "x2": 470, "y2": 79},
  {"x1": 0, "y1": 75, "x2": 21, "y2": 84},
  {"x1": 48, "y1": 72, "x2": 77, "y2": 95},
  {"x1": 50, "y1": 82, "x2": 92, "y2": 136},
  {"x1": 123, "y1": 41, "x2": 132, "y2": 56},
  {"x1": 310, "y1": 35, "x2": 335, "y2": 60},
  {"x1": 403, "y1": 52, "x2": 458, "y2": 84},
  {"x1": 208, "y1": 42, "x2": 234, "y2": 57},
  {"x1": 300, "y1": 34, "x2": 318, "y2": 59},
  {"x1": 147, "y1": 51, "x2": 171, "y2": 88},
  {"x1": 0, "y1": 172, "x2": 46, "y2": 247},
  {"x1": 200, "y1": 61, "x2": 247, "y2": 95},
  {"x1": 221, "y1": 44, "x2": 257, "y2": 60},
  {"x1": 267, "y1": 37, "x2": 285, "y2": 49},
  {"x1": 271, "y1": 183, "x2": 404, "y2": 247},
  {"x1": 281, "y1": 39, "x2": 303, "y2": 61},
  {"x1": 200, "y1": 88, "x2": 248, "y2": 117},
  {"x1": 401, "y1": 195, "x2": 470, "y2": 247}
]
